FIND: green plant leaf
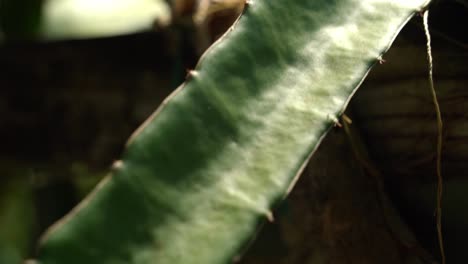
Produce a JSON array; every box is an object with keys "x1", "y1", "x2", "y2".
[
  {"x1": 0, "y1": 178, "x2": 35, "y2": 264},
  {"x1": 36, "y1": 0, "x2": 430, "y2": 263},
  {"x1": 40, "y1": 0, "x2": 171, "y2": 40},
  {"x1": 0, "y1": 0, "x2": 171, "y2": 41}
]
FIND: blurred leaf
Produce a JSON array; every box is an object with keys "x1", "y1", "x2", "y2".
[
  {"x1": 1, "y1": 0, "x2": 171, "y2": 41},
  {"x1": 40, "y1": 0, "x2": 171, "y2": 40},
  {"x1": 0, "y1": 178, "x2": 35, "y2": 264}
]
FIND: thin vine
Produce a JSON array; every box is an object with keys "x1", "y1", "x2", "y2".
[{"x1": 422, "y1": 10, "x2": 445, "y2": 264}]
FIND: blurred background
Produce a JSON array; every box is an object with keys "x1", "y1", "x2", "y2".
[
  {"x1": 0, "y1": 1, "x2": 244, "y2": 262},
  {"x1": 0, "y1": 0, "x2": 467, "y2": 263}
]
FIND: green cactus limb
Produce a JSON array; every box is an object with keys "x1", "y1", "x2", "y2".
[{"x1": 36, "y1": 0, "x2": 430, "y2": 263}]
